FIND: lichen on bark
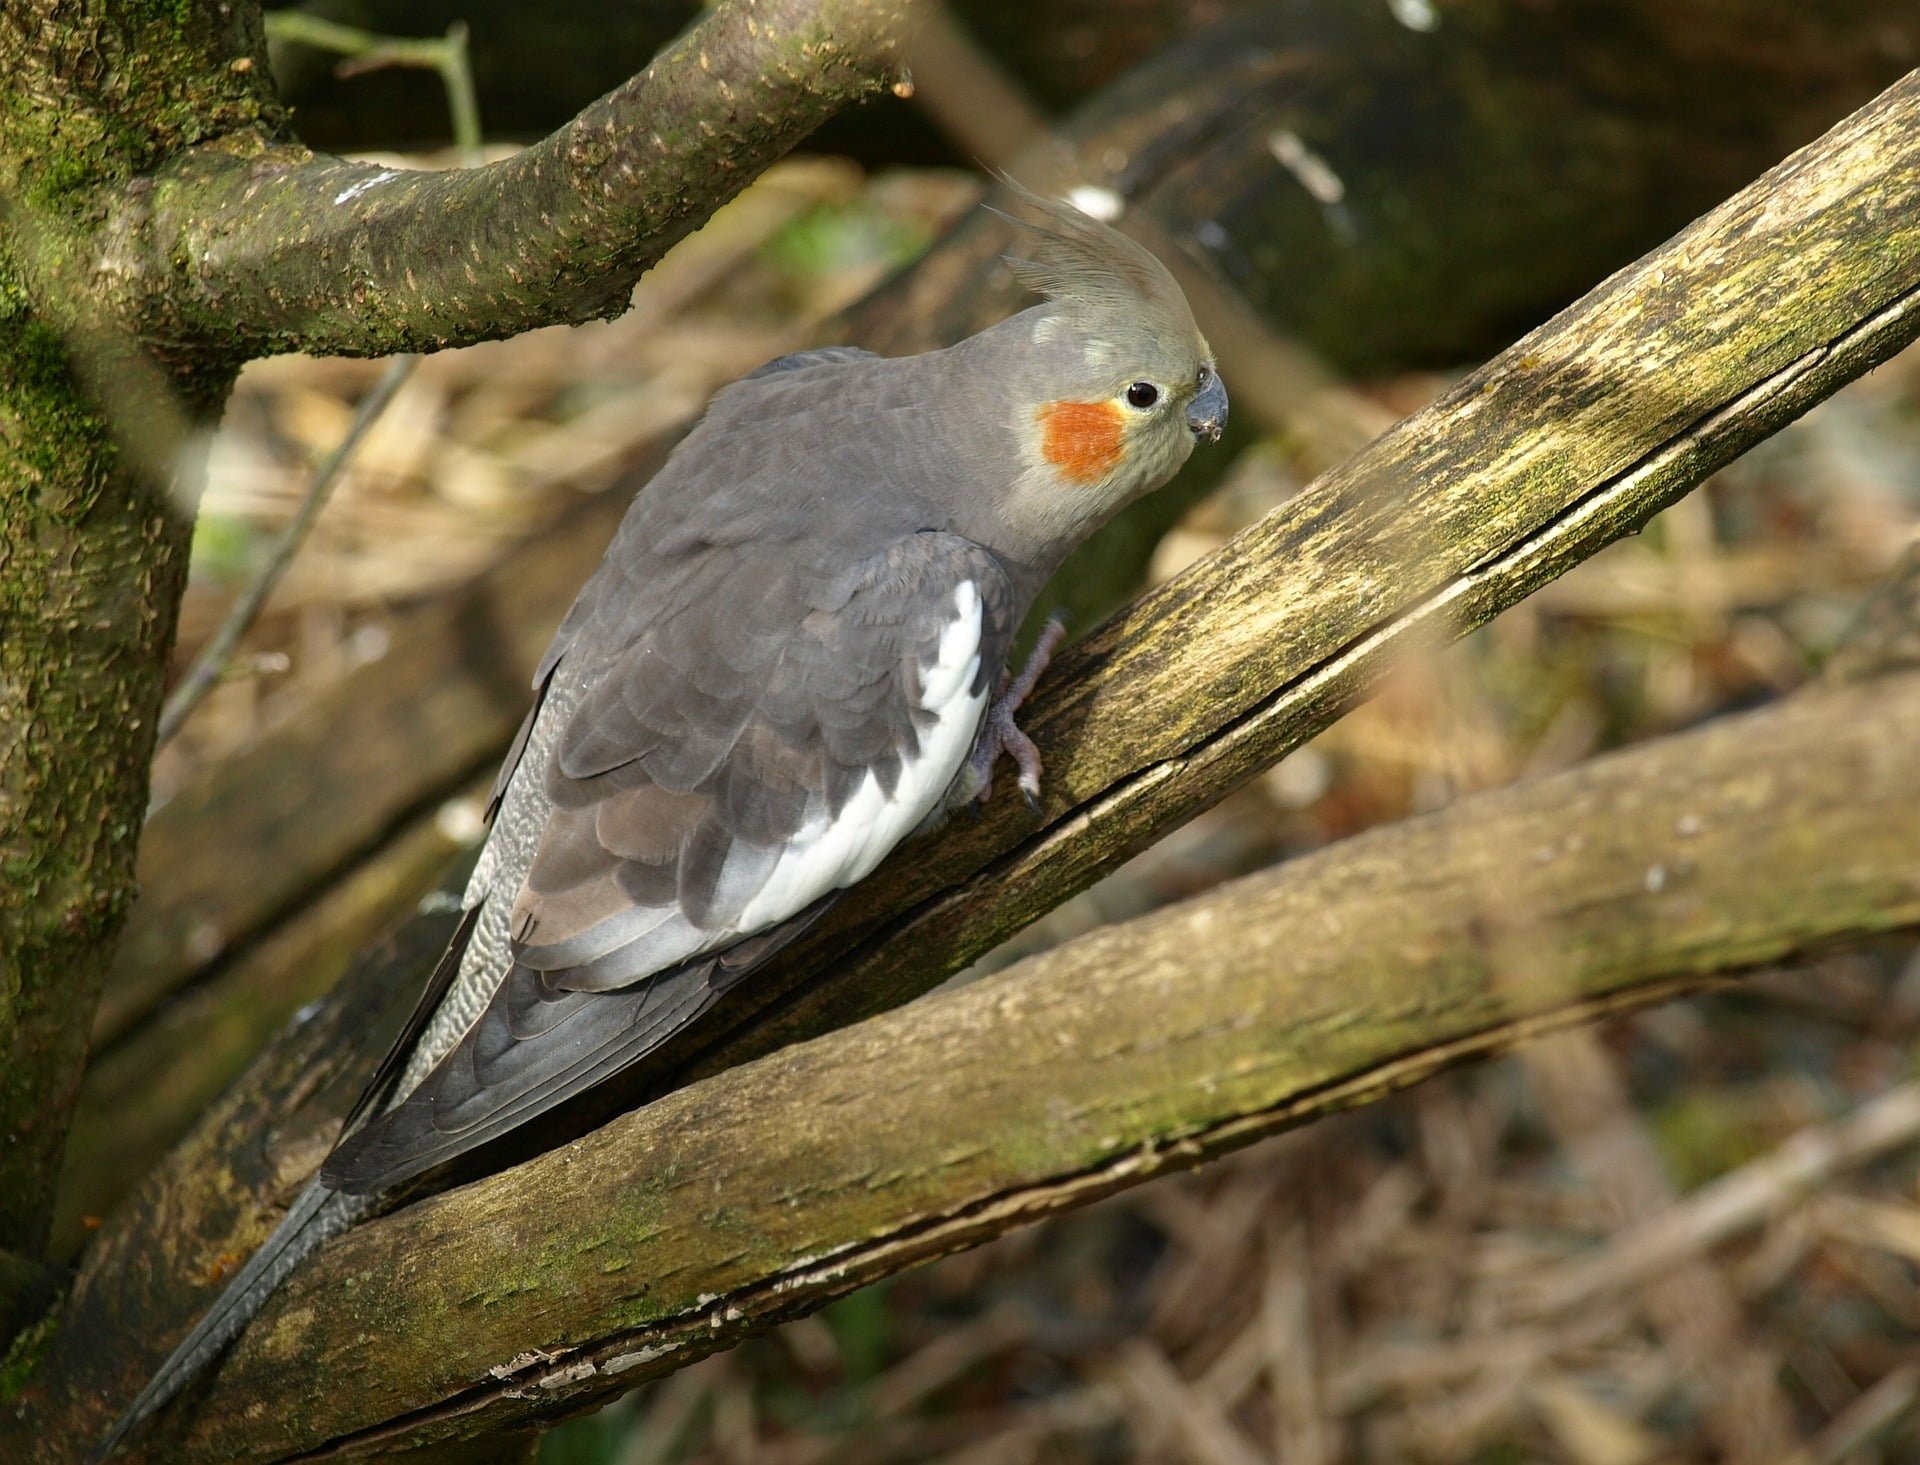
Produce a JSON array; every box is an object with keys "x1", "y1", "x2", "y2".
[
  {"x1": 0, "y1": 0, "x2": 917, "y2": 1344},
  {"x1": 0, "y1": 0, "x2": 285, "y2": 1269},
  {"x1": 0, "y1": 242, "x2": 202, "y2": 1256}
]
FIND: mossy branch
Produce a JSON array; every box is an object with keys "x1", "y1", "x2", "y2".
[
  {"x1": 0, "y1": 0, "x2": 915, "y2": 1304},
  {"x1": 679, "y1": 64, "x2": 1920, "y2": 1076},
  {"x1": 14, "y1": 65, "x2": 1920, "y2": 1464},
  {"x1": 34, "y1": 669, "x2": 1920, "y2": 1460},
  {"x1": 104, "y1": 0, "x2": 915, "y2": 359}
]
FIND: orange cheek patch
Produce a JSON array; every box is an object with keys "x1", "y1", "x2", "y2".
[{"x1": 1037, "y1": 400, "x2": 1125, "y2": 485}]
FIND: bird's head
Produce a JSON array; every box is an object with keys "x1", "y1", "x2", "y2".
[{"x1": 988, "y1": 186, "x2": 1228, "y2": 548}]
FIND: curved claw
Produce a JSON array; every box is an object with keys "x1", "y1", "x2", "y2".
[{"x1": 966, "y1": 614, "x2": 1067, "y2": 816}]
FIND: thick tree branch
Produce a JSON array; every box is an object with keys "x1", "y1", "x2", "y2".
[
  {"x1": 111, "y1": 0, "x2": 916, "y2": 358},
  {"x1": 1, "y1": 0, "x2": 912, "y2": 1310},
  {"x1": 88, "y1": 19, "x2": 1920, "y2": 1102},
  {"x1": 34, "y1": 667, "x2": 1920, "y2": 1460},
  {"x1": 17, "y1": 65, "x2": 1920, "y2": 1461},
  {"x1": 676, "y1": 65, "x2": 1920, "y2": 1078},
  {"x1": 0, "y1": 0, "x2": 280, "y2": 1268}
]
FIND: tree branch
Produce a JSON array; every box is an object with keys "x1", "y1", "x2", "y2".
[
  {"x1": 110, "y1": 0, "x2": 915, "y2": 358},
  {"x1": 87, "y1": 20, "x2": 1920, "y2": 1103},
  {"x1": 16, "y1": 63, "x2": 1920, "y2": 1460},
  {"x1": 34, "y1": 665, "x2": 1920, "y2": 1460},
  {"x1": 673, "y1": 64, "x2": 1920, "y2": 1082}
]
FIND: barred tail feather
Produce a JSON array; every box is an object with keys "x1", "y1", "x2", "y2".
[{"x1": 95, "y1": 1181, "x2": 372, "y2": 1459}]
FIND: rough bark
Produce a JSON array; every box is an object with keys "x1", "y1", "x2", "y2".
[
  {"x1": 81, "y1": 3, "x2": 1920, "y2": 1163},
  {"x1": 17, "y1": 66, "x2": 1920, "y2": 1459},
  {"x1": 0, "y1": 0, "x2": 918, "y2": 1332},
  {"x1": 105, "y1": 0, "x2": 913, "y2": 360},
  {"x1": 29, "y1": 667, "x2": 1920, "y2": 1461},
  {"x1": 0, "y1": 276, "x2": 197, "y2": 1263},
  {"x1": 0, "y1": 0, "x2": 281, "y2": 1263}
]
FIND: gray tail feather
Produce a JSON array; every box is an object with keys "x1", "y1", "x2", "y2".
[{"x1": 94, "y1": 1180, "x2": 373, "y2": 1459}]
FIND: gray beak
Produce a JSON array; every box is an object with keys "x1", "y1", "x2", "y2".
[{"x1": 1187, "y1": 371, "x2": 1229, "y2": 442}]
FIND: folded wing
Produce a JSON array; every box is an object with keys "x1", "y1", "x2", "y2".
[{"x1": 324, "y1": 531, "x2": 1013, "y2": 1193}]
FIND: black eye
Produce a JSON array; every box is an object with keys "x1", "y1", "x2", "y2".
[
  {"x1": 1196, "y1": 364, "x2": 1211, "y2": 388},
  {"x1": 1126, "y1": 382, "x2": 1159, "y2": 409}
]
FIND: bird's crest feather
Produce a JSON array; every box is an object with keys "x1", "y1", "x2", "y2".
[{"x1": 989, "y1": 177, "x2": 1198, "y2": 347}]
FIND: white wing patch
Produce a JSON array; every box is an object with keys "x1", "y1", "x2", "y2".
[
  {"x1": 497, "y1": 582, "x2": 989, "y2": 987},
  {"x1": 735, "y1": 580, "x2": 986, "y2": 929}
]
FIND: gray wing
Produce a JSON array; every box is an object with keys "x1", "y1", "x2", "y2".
[{"x1": 323, "y1": 531, "x2": 1014, "y2": 1194}]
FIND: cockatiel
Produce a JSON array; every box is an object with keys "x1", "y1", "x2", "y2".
[{"x1": 100, "y1": 188, "x2": 1227, "y2": 1454}]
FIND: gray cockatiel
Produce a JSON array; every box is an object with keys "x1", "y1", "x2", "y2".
[{"x1": 100, "y1": 189, "x2": 1227, "y2": 1454}]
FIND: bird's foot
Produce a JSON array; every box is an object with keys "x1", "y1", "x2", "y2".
[{"x1": 967, "y1": 614, "x2": 1067, "y2": 815}]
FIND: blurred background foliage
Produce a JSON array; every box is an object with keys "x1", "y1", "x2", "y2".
[{"x1": 100, "y1": 2, "x2": 1920, "y2": 1460}]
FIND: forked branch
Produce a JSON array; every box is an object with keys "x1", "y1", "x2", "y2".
[
  {"x1": 17, "y1": 60, "x2": 1920, "y2": 1465},
  {"x1": 107, "y1": 0, "x2": 915, "y2": 358}
]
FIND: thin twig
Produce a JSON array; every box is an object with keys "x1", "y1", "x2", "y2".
[
  {"x1": 156, "y1": 355, "x2": 414, "y2": 745},
  {"x1": 265, "y1": 14, "x2": 483, "y2": 164},
  {"x1": 437, "y1": 23, "x2": 482, "y2": 166}
]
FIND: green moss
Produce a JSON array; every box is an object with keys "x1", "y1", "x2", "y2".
[
  {"x1": 116, "y1": 0, "x2": 195, "y2": 28},
  {"x1": 0, "y1": 1308, "x2": 55, "y2": 1403},
  {"x1": 27, "y1": 154, "x2": 95, "y2": 210},
  {"x1": 0, "y1": 1, "x2": 285, "y2": 220},
  {"x1": 11, "y1": 317, "x2": 78, "y2": 400},
  {"x1": 0, "y1": 267, "x2": 117, "y2": 514}
]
